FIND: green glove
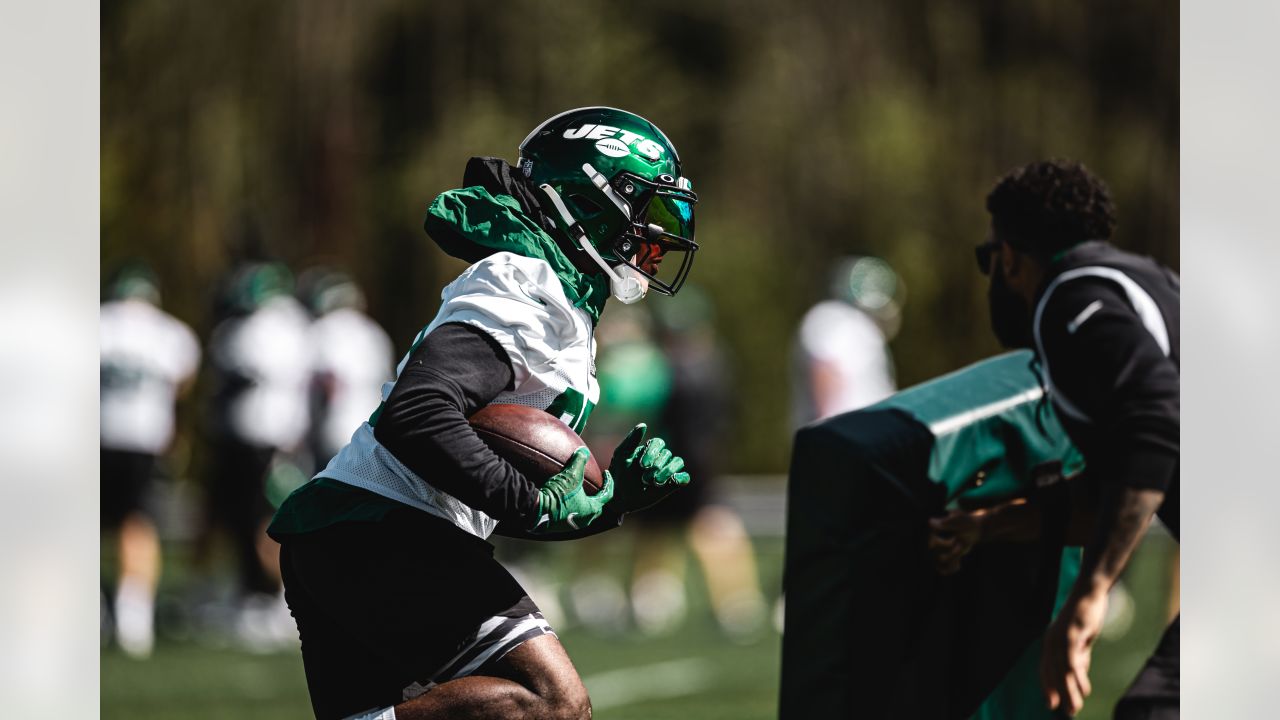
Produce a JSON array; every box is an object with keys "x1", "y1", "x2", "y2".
[
  {"x1": 609, "y1": 423, "x2": 692, "y2": 513},
  {"x1": 533, "y1": 447, "x2": 615, "y2": 534}
]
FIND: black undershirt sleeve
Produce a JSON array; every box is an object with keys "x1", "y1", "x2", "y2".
[
  {"x1": 1039, "y1": 279, "x2": 1179, "y2": 492},
  {"x1": 373, "y1": 322, "x2": 541, "y2": 525}
]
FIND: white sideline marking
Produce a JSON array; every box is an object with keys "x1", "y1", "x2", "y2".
[{"x1": 583, "y1": 657, "x2": 715, "y2": 711}]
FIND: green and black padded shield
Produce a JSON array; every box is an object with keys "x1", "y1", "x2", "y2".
[{"x1": 779, "y1": 351, "x2": 1084, "y2": 720}]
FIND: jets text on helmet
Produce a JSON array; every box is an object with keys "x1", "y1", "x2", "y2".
[{"x1": 561, "y1": 124, "x2": 665, "y2": 160}]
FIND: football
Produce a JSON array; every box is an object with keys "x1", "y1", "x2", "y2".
[{"x1": 469, "y1": 403, "x2": 605, "y2": 494}]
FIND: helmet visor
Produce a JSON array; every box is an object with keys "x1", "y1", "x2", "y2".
[{"x1": 643, "y1": 190, "x2": 695, "y2": 248}]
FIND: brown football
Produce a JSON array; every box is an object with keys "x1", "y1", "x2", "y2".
[{"x1": 469, "y1": 403, "x2": 605, "y2": 494}]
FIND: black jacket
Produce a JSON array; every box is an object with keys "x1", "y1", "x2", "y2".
[{"x1": 1031, "y1": 240, "x2": 1180, "y2": 536}]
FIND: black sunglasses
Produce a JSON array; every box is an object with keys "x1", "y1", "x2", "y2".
[{"x1": 974, "y1": 238, "x2": 999, "y2": 275}]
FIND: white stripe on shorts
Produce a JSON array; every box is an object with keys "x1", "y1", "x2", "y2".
[
  {"x1": 401, "y1": 611, "x2": 555, "y2": 701},
  {"x1": 342, "y1": 705, "x2": 396, "y2": 720}
]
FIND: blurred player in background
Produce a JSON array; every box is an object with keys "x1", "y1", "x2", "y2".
[
  {"x1": 100, "y1": 261, "x2": 200, "y2": 658},
  {"x1": 298, "y1": 267, "x2": 395, "y2": 467},
  {"x1": 201, "y1": 261, "x2": 312, "y2": 646},
  {"x1": 572, "y1": 292, "x2": 765, "y2": 641},
  {"x1": 642, "y1": 287, "x2": 766, "y2": 640},
  {"x1": 269, "y1": 107, "x2": 698, "y2": 719},
  {"x1": 571, "y1": 303, "x2": 673, "y2": 633},
  {"x1": 931, "y1": 161, "x2": 1179, "y2": 718},
  {"x1": 782, "y1": 256, "x2": 903, "y2": 632},
  {"x1": 791, "y1": 255, "x2": 903, "y2": 427}
]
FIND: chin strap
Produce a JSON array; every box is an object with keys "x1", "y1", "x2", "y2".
[
  {"x1": 582, "y1": 162, "x2": 633, "y2": 217},
  {"x1": 537, "y1": 182, "x2": 646, "y2": 304}
]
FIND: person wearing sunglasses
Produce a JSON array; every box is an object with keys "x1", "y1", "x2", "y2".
[{"x1": 932, "y1": 160, "x2": 1179, "y2": 718}]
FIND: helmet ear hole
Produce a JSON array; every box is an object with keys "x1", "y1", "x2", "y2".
[{"x1": 567, "y1": 194, "x2": 603, "y2": 218}]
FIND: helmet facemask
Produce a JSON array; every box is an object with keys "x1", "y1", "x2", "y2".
[
  {"x1": 607, "y1": 171, "x2": 698, "y2": 298},
  {"x1": 537, "y1": 164, "x2": 697, "y2": 303}
]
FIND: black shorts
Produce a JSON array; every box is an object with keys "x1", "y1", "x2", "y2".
[
  {"x1": 101, "y1": 448, "x2": 157, "y2": 527},
  {"x1": 279, "y1": 508, "x2": 553, "y2": 720},
  {"x1": 207, "y1": 436, "x2": 276, "y2": 531}
]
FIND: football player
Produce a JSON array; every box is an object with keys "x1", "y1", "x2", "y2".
[
  {"x1": 100, "y1": 262, "x2": 200, "y2": 657},
  {"x1": 269, "y1": 107, "x2": 697, "y2": 720}
]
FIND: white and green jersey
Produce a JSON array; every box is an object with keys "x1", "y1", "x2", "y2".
[{"x1": 314, "y1": 252, "x2": 599, "y2": 539}]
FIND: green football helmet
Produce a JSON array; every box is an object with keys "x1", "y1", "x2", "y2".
[
  {"x1": 518, "y1": 107, "x2": 698, "y2": 303},
  {"x1": 106, "y1": 261, "x2": 162, "y2": 305},
  {"x1": 830, "y1": 255, "x2": 906, "y2": 340},
  {"x1": 226, "y1": 261, "x2": 293, "y2": 314},
  {"x1": 297, "y1": 266, "x2": 366, "y2": 316}
]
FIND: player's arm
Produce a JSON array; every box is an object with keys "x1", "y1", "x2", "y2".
[
  {"x1": 373, "y1": 322, "x2": 543, "y2": 526},
  {"x1": 977, "y1": 475, "x2": 1101, "y2": 546},
  {"x1": 174, "y1": 319, "x2": 201, "y2": 399},
  {"x1": 1035, "y1": 279, "x2": 1179, "y2": 714},
  {"x1": 809, "y1": 358, "x2": 847, "y2": 420},
  {"x1": 493, "y1": 475, "x2": 626, "y2": 541},
  {"x1": 493, "y1": 424, "x2": 691, "y2": 541},
  {"x1": 493, "y1": 508, "x2": 622, "y2": 541},
  {"x1": 928, "y1": 471, "x2": 1100, "y2": 575},
  {"x1": 1041, "y1": 484, "x2": 1165, "y2": 714},
  {"x1": 1040, "y1": 278, "x2": 1178, "y2": 578},
  {"x1": 929, "y1": 475, "x2": 1156, "y2": 581}
]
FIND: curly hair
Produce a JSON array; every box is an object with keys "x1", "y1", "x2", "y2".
[{"x1": 985, "y1": 160, "x2": 1117, "y2": 257}]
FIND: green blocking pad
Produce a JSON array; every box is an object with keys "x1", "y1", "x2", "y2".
[
  {"x1": 780, "y1": 350, "x2": 1082, "y2": 720},
  {"x1": 869, "y1": 351, "x2": 1085, "y2": 505}
]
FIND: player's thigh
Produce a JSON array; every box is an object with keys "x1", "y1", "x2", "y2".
[
  {"x1": 281, "y1": 512, "x2": 531, "y2": 707},
  {"x1": 485, "y1": 633, "x2": 589, "y2": 710},
  {"x1": 280, "y1": 540, "x2": 403, "y2": 719}
]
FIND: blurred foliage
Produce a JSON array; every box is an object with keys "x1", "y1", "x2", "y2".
[{"x1": 102, "y1": 0, "x2": 1177, "y2": 474}]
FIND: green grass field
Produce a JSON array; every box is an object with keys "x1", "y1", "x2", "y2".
[
  {"x1": 102, "y1": 529, "x2": 1175, "y2": 719},
  {"x1": 101, "y1": 625, "x2": 783, "y2": 720}
]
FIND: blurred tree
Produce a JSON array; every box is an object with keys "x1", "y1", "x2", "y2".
[{"x1": 102, "y1": 0, "x2": 1177, "y2": 474}]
